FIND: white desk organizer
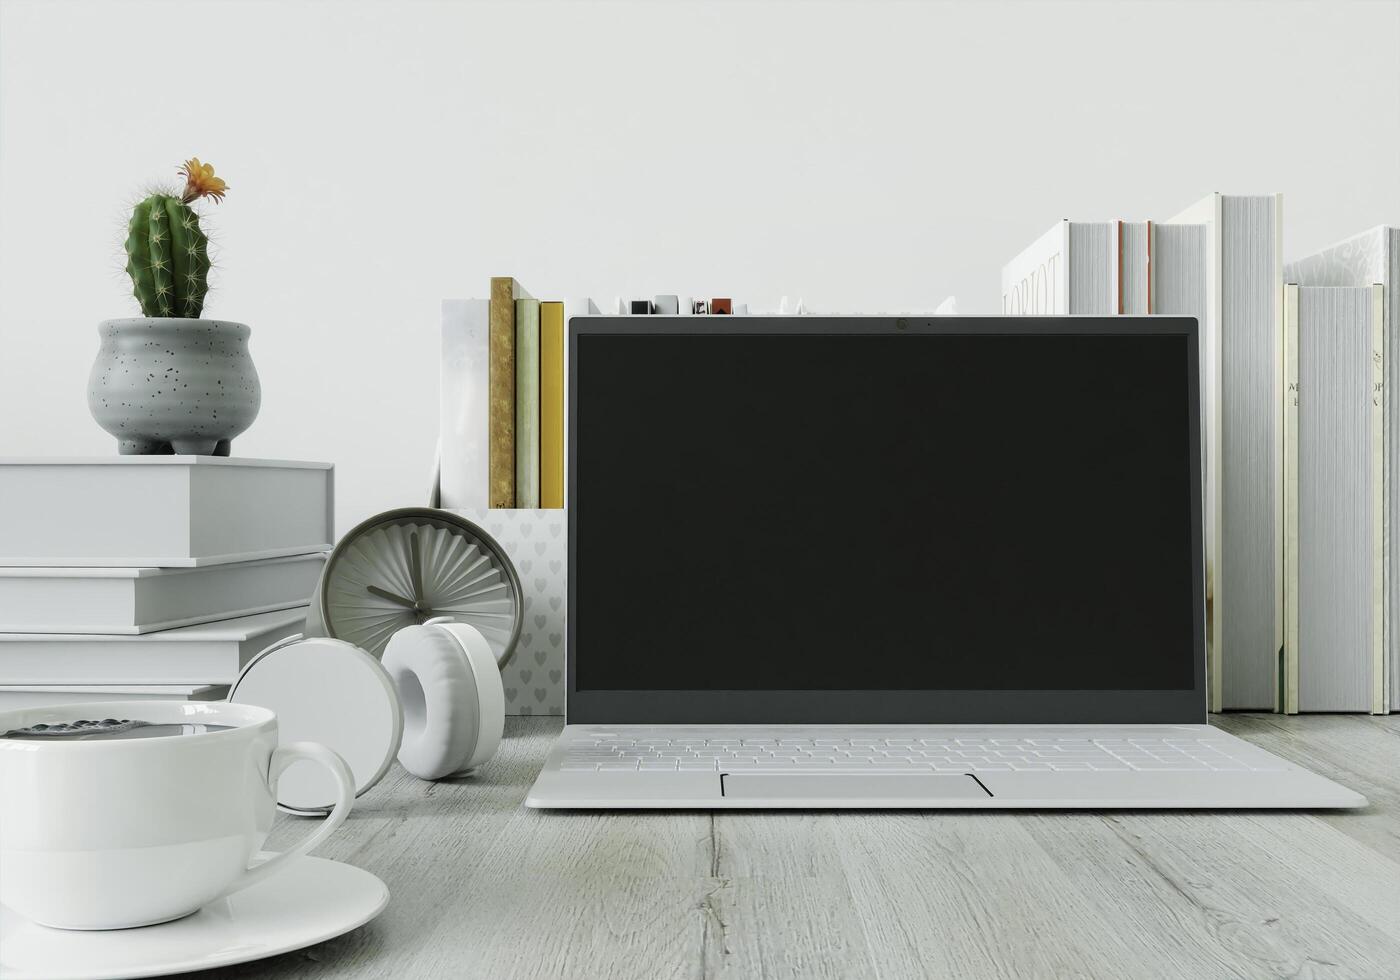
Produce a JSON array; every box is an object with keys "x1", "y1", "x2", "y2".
[{"x1": 445, "y1": 508, "x2": 564, "y2": 715}]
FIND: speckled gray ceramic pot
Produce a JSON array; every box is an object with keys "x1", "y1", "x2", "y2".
[{"x1": 87, "y1": 318, "x2": 261, "y2": 455}]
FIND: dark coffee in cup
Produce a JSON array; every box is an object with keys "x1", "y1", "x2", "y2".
[{"x1": 1, "y1": 718, "x2": 235, "y2": 741}]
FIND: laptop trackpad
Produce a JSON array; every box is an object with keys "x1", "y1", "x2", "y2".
[{"x1": 721, "y1": 772, "x2": 991, "y2": 800}]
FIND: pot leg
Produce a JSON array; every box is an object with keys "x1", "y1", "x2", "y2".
[
  {"x1": 118, "y1": 438, "x2": 173, "y2": 455},
  {"x1": 213, "y1": 439, "x2": 232, "y2": 457},
  {"x1": 171, "y1": 438, "x2": 218, "y2": 455}
]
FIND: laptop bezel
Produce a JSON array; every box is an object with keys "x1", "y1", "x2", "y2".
[{"x1": 565, "y1": 315, "x2": 1207, "y2": 725}]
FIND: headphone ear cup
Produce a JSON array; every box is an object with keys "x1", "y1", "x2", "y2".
[
  {"x1": 438, "y1": 623, "x2": 504, "y2": 771},
  {"x1": 382, "y1": 622, "x2": 504, "y2": 780}
]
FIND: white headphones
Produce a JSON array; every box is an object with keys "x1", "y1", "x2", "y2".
[
  {"x1": 382, "y1": 618, "x2": 505, "y2": 780},
  {"x1": 231, "y1": 618, "x2": 506, "y2": 803}
]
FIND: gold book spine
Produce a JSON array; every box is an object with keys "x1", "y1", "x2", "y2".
[
  {"x1": 540, "y1": 302, "x2": 566, "y2": 509},
  {"x1": 488, "y1": 276, "x2": 517, "y2": 508}
]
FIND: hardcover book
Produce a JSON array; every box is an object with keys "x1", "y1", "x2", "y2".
[
  {"x1": 0, "y1": 458, "x2": 333, "y2": 567},
  {"x1": 1163, "y1": 193, "x2": 1283, "y2": 711},
  {"x1": 515, "y1": 297, "x2": 541, "y2": 509},
  {"x1": 540, "y1": 301, "x2": 565, "y2": 509},
  {"x1": 489, "y1": 277, "x2": 529, "y2": 508},
  {"x1": 1286, "y1": 227, "x2": 1400, "y2": 709},
  {"x1": 1001, "y1": 220, "x2": 1118, "y2": 314},
  {"x1": 1119, "y1": 220, "x2": 1150, "y2": 314},
  {"x1": 440, "y1": 298, "x2": 490, "y2": 511},
  {"x1": 0, "y1": 607, "x2": 306, "y2": 685},
  {"x1": 1150, "y1": 221, "x2": 1211, "y2": 661},
  {"x1": 0, "y1": 554, "x2": 324, "y2": 635},
  {"x1": 0, "y1": 684, "x2": 228, "y2": 711},
  {"x1": 1283, "y1": 284, "x2": 1386, "y2": 712}
]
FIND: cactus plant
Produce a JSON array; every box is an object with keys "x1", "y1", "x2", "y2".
[{"x1": 123, "y1": 158, "x2": 227, "y2": 318}]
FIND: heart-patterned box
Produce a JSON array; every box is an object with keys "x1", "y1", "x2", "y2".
[{"x1": 451, "y1": 508, "x2": 565, "y2": 715}]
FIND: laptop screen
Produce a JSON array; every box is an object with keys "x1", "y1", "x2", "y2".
[{"x1": 568, "y1": 319, "x2": 1205, "y2": 724}]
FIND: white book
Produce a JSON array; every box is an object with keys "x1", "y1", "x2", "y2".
[
  {"x1": 1150, "y1": 221, "x2": 1212, "y2": 688},
  {"x1": 0, "y1": 458, "x2": 333, "y2": 567},
  {"x1": 1001, "y1": 220, "x2": 1118, "y2": 314},
  {"x1": 514, "y1": 298, "x2": 541, "y2": 509},
  {"x1": 0, "y1": 607, "x2": 305, "y2": 685},
  {"x1": 0, "y1": 684, "x2": 228, "y2": 712},
  {"x1": 1119, "y1": 221, "x2": 1151, "y2": 315},
  {"x1": 0, "y1": 554, "x2": 324, "y2": 634},
  {"x1": 439, "y1": 299, "x2": 491, "y2": 511},
  {"x1": 1163, "y1": 193, "x2": 1283, "y2": 711},
  {"x1": 1283, "y1": 285, "x2": 1385, "y2": 713},
  {"x1": 1285, "y1": 227, "x2": 1400, "y2": 710}
]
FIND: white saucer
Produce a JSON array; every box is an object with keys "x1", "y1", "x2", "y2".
[{"x1": 0, "y1": 853, "x2": 388, "y2": 980}]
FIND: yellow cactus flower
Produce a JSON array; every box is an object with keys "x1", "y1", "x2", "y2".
[{"x1": 178, "y1": 158, "x2": 228, "y2": 204}]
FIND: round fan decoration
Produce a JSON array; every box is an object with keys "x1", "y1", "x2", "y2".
[{"x1": 307, "y1": 508, "x2": 522, "y2": 665}]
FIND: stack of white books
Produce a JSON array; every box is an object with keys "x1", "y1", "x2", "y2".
[{"x1": 0, "y1": 457, "x2": 334, "y2": 710}]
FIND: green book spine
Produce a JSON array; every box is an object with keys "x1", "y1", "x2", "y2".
[{"x1": 514, "y1": 298, "x2": 541, "y2": 508}]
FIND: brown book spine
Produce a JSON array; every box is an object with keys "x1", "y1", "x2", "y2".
[{"x1": 488, "y1": 276, "x2": 516, "y2": 508}]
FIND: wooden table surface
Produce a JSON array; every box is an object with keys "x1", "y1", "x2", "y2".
[{"x1": 194, "y1": 714, "x2": 1400, "y2": 980}]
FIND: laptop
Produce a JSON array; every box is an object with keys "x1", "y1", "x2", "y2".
[{"x1": 525, "y1": 316, "x2": 1364, "y2": 809}]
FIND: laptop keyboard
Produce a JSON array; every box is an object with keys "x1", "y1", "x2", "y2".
[{"x1": 558, "y1": 735, "x2": 1282, "y2": 773}]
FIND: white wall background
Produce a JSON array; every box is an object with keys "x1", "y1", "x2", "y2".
[{"x1": 2, "y1": 0, "x2": 1398, "y2": 534}]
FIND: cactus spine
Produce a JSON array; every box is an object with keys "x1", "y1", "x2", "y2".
[{"x1": 124, "y1": 195, "x2": 210, "y2": 318}]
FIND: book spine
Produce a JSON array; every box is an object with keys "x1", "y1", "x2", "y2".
[
  {"x1": 515, "y1": 298, "x2": 541, "y2": 509},
  {"x1": 540, "y1": 302, "x2": 565, "y2": 509},
  {"x1": 488, "y1": 277, "x2": 517, "y2": 508},
  {"x1": 439, "y1": 299, "x2": 490, "y2": 511},
  {"x1": 1146, "y1": 220, "x2": 1152, "y2": 314},
  {"x1": 1370, "y1": 283, "x2": 1386, "y2": 713},
  {"x1": 1282, "y1": 284, "x2": 1299, "y2": 714},
  {"x1": 1116, "y1": 220, "x2": 1123, "y2": 314}
]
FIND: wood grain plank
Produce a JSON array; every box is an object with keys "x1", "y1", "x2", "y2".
[
  {"x1": 1216, "y1": 712, "x2": 1400, "y2": 864},
  {"x1": 706, "y1": 813, "x2": 876, "y2": 978},
  {"x1": 832, "y1": 813, "x2": 1151, "y2": 979},
  {"x1": 1021, "y1": 813, "x2": 1261, "y2": 980},
  {"x1": 1100, "y1": 811, "x2": 1400, "y2": 978}
]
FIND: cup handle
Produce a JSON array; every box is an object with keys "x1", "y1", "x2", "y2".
[{"x1": 213, "y1": 741, "x2": 355, "y2": 900}]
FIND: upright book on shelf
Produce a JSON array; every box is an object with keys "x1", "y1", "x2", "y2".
[
  {"x1": 489, "y1": 277, "x2": 530, "y2": 508},
  {"x1": 1163, "y1": 193, "x2": 1283, "y2": 711},
  {"x1": 1286, "y1": 227, "x2": 1400, "y2": 710},
  {"x1": 0, "y1": 458, "x2": 333, "y2": 567},
  {"x1": 515, "y1": 298, "x2": 541, "y2": 508},
  {"x1": 1001, "y1": 220, "x2": 1119, "y2": 314},
  {"x1": 1119, "y1": 220, "x2": 1151, "y2": 315},
  {"x1": 440, "y1": 298, "x2": 490, "y2": 511},
  {"x1": 1283, "y1": 284, "x2": 1386, "y2": 713},
  {"x1": 540, "y1": 301, "x2": 566, "y2": 509}
]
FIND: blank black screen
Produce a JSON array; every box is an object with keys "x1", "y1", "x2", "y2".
[{"x1": 575, "y1": 332, "x2": 1196, "y2": 692}]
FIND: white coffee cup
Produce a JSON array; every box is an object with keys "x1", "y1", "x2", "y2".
[{"x1": 0, "y1": 700, "x2": 354, "y2": 930}]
